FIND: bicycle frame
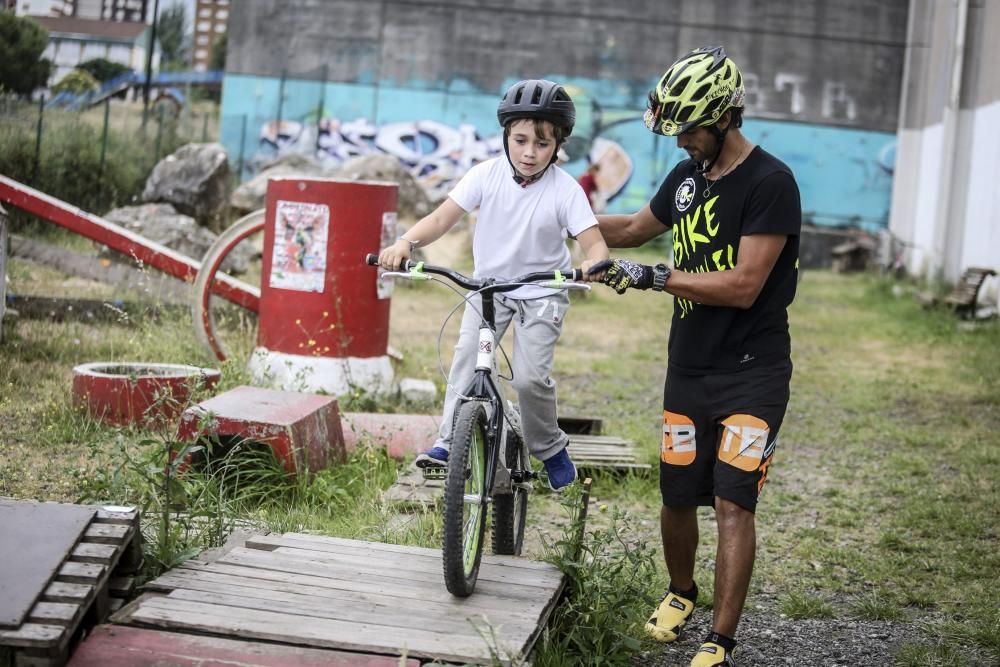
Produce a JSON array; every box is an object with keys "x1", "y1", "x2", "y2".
[{"x1": 364, "y1": 253, "x2": 586, "y2": 595}]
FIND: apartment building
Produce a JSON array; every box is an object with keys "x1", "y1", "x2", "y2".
[{"x1": 192, "y1": 0, "x2": 228, "y2": 71}]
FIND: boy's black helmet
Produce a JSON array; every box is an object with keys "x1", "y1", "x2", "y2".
[{"x1": 497, "y1": 79, "x2": 575, "y2": 137}]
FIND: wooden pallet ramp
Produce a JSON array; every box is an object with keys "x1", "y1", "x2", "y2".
[
  {"x1": 0, "y1": 500, "x2": 141, "y2": 667},
  {"x1": 383, "y1": 431, "x2": 649, "y2": 511},
  {"x1": 115, "y1": 532, "x2": 564, "y2": 666}
]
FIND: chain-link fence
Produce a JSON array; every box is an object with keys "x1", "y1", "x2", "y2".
[{"x1": 0, "y1": 95, "x2": 221, "y2": 218}]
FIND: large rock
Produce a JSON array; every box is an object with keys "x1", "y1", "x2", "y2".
[
  {"x1": 330, "y1": 154, "x2": 435, "y2": 220},
  {"x1": 229, "y1": 153, "x2": 328, "y2": 213},
  {"x1": 143, "y1": 143, "x2": 230, "y2": 224},
  {"x1": 103, "y1": 203, "x2": 255, "y2": 275}
]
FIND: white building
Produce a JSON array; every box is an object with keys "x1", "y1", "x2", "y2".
[
  {"x1": 890, "y1": 0, "x2": 999, "y2": 307},
  {"x1": 33, "y1": 15, "x2": 159, "y2": 84}
]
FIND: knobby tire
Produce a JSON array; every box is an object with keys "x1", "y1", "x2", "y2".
[
  {"x1": 492, "y1": 427, "x2": 527, "y2": 556},
  {"x1": 442, "y1": 400, "x2": 489, "y2": 597}
]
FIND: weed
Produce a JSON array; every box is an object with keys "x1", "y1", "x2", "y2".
[
  {"x1": 779, "y1": 591, "x2": 834, "y2": 619},
  {"x1": 532, "y1": 486, "x2": 659, "y2": 666},
  {"x1": 853, "y1": 589, "x2": 905, "y2": 621}
]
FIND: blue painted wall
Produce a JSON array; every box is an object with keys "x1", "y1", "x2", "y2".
[{"x1": 221, "y1": 73, "x2": 895, "y2": 229}]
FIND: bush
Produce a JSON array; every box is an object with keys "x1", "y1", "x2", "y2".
[
  {"x1": 0, "y1": 112, "x2": 186, "y2": 229},
  {"x1": 52, "y1": 69, "x2": 100, "y2": 96},
  {"x1": 77, "y1": 58, "x2": 132, "y2": 83}
]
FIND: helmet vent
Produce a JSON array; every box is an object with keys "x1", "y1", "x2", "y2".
[
  {"x1": 531, "y1": 85, "x2": 543, "y2": 105},
  {"x1": 691, "y1": 83, "x2": 711, "y2": 102}
]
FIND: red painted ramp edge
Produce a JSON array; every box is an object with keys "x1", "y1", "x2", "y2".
[
  {"x1": 341, "y1": 412, "x2": 440, "y2": 459},
  {"x1": 68, "y1": 625, "x2": 420, "y2": 666}
]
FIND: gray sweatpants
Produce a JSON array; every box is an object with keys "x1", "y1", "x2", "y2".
[{"x1": 434, "y1": 291, "x2": 570, "y2": 462}]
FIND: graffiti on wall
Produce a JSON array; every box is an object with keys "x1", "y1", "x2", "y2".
[
  {"x1": 255, "y1": 115, "x2": 635, "y2": 205},
  {"x1": 221, "y1": 73, "x2": 895, "y2": 224}
]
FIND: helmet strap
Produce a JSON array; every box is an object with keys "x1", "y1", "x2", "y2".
[
  {"x1": 694, "y1": 123, "x2": 730, "y2": 174},
  {"x1": 502, "y1": 131, "x2": 560, "y2": 188}
]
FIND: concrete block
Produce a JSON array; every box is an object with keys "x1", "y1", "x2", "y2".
[
  {"x1": 398, "y1": 378, "x2": 437, "y2": 404},
  {"x1": 177, "y1": 385, "x2": 345, "y2": 475}
]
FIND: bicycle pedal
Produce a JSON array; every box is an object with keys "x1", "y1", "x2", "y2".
[{"x1": 421, "y1": 467, "x2": 447, "y2": 481}]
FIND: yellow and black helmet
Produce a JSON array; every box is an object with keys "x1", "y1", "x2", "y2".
[{"x1": 645, "y1": 46, "x2": 745, "y2": 136}]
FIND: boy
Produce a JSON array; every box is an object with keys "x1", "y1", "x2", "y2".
[{"x1": 378, "y1": 79, "x2": 608, "y2": 490}]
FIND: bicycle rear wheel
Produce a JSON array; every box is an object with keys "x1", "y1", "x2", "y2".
[
  {"x1": 442, "y1": 400, "x2": 490, "y2": 597},
  {"x1": 492, "y1": 428, "x2": 527, "y2": 556}
]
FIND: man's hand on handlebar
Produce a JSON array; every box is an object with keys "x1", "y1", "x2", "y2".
[
  {"x1": 587, "y1": 258, "x2": 654, "y2": 294},
  {"x1": 579, "y1": 258, "x2": 607, "y2": 282},
  {"x1": 378, "y1": 238, "x2": 412, "y2": 271}
]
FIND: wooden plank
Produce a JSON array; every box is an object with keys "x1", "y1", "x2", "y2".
[
  {"x1": 93, "y1": 507, "x2": 139, "y2": 526},
  {"x1": 254, "y1": 536, "x2": 562, "y2": 583},
  {"x1": 216, "y1": 548, "x2": 556, "y2": 602},
  {"x1": 107, "y1": 577, "x2": 134, "y2": 597},
  {"x1": 68, "y1": 624, "x2": 420, "y2": 667},
  {"x1": 152, "y1": 562, "x2": 551, "y2": 617},
  {"x1": 56, "y1": 562, "x2": 105, "y2": 586},
  {"x1": 147, "y1": 567, "x2": 550, "y2": 619},
  {"x1": 26, "y1": 604, "x2": 77, "y2": 627},
  {"x1": 246, "y1": 541, "x2": 559, "y2": 587},
  {"x1": 0, "y1": 624, "x2": 65, "y2": 649},
  {"x1": 41, "y1": 582, "x2": 92, "y2": 605},
  {"x1": 0, "y1": 499, "x2": 96, "y2": 628},
  {"x1": 272, "y1": 532, "x2": 559, "y2": 571},
  {"x1": 165, "y1": 588, "x2": 535, "y2": 637},
  {"x1": 567, "y1": 434, "x2": 635, "y2": 445},
  {"x1": 70, "y1": 544, "x2": 117, "y2": 566},
  {"x1": 82, "y1": 524, "x2": 130, "y2": 545},
  {"x1": 122, "y1": 596, "x2": 524, "y2": 665}
]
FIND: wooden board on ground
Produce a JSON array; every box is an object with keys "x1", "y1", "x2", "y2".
[
  {"x1": 119, "y1": 532, "x2": 565, "y2": 666},
  {"x1": 0, "y1": 500, "x2": 95, "y2": 628},
  {"x1": 68, "y1": 624, "x2": 419, "y2": 666},
  {"x1": 381, "y1": 461, "x2": 444, "y2": 511},
  {"x1": 0, "y1": 501, "x2": 141, "y2": 666},
  {"x1": 383, "y1": 432, "x2": 649, "y2": 511}
]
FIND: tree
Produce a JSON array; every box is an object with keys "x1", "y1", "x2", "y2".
[
  {"x1": 210, "y1": 33, "x2": 227, "y2": 71},
  {"x1": 157, "y1": 1, "x2": 189, "y2": 70},
  {"x1": 78, "y1": 58, "x2": 132, "y2": 83},
  {"x1": 0, "y1": 13, "x2": 52, "y2": 97}
]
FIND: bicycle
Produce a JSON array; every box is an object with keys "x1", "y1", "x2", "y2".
[{"x1": 364, "y1": 253, "x2": 589, "y2": 596}]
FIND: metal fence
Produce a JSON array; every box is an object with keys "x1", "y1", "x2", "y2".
[{"x1": 0, "y1": 95, "x2": 221, "y2": 213}]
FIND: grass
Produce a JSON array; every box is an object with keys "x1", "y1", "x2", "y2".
[{"x1": 1, "y1": 248, "x2": 999, "y2": 664}]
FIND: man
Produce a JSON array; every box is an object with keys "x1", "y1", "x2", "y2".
[
  {"x1": 590, "y1": 46, "x2": 801, "y2": 667},
  {"x1": 578, "y1": 161, "x2": 601, "y2": 211}
]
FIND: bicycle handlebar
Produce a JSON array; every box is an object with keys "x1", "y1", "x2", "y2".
[{"x1": 364, "y1": 253, "x2": 585, "y2": 291}]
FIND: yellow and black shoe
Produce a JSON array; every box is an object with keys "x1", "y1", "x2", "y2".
[
  {"x1": 690, "y1": 632, "x2": 737, "y2": 667},
  {"x1": 644, "y1": 583, "x2": 697, "y2": 642}
]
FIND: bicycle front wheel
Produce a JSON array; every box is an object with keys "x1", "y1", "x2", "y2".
[{"x1": 442, "y1": 400, "x2": 490, "y2": 597}]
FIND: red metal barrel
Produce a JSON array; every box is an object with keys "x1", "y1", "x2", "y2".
[{"x1": 258, "y1": 178, "x2": 397, "y2": 360}]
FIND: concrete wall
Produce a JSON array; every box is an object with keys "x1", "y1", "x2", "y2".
[
  {"x1": 889, "y1": 0, "x2": 1000, "y2": 303},
  {"x1": 220, "y1": 0, "x2": 907, "y2": 224}
]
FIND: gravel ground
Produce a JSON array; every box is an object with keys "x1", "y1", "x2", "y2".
[{"x1": 630, "y1": 608, "x2": 929, "y2": 666}]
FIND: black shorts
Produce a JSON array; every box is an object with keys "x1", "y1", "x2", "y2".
[{"x1": 659, "y1": 359, "x2": 792, "y2": 513}]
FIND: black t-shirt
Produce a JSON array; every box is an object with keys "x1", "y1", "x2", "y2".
[{"x1": 649, "y1": 146, "x2": 801, "y2": 374}]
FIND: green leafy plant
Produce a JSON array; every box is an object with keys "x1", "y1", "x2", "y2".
[{"x1": 533, "y1": 486, "x2": 659, "y2": 666}]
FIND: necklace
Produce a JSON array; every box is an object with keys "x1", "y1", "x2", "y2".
[{"x1": 703, "y1": 142, "x2": 749, "y2": 198}]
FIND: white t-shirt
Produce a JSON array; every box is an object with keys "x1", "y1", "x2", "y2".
[{"x1": 448, "y1": 157, "x2": 598, "y2": 299}]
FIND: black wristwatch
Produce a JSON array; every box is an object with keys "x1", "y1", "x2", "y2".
[{"x1": 651, "y1": 263, "x2": 671, "y2": 291}]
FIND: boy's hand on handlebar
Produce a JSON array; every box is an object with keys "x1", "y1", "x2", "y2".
[
  {"x1": 588, "y1": 258, "x2": 653, "y2": 294},
  {"x1": 378, "y1": 239, "x2": 412, "y2": 271}
]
